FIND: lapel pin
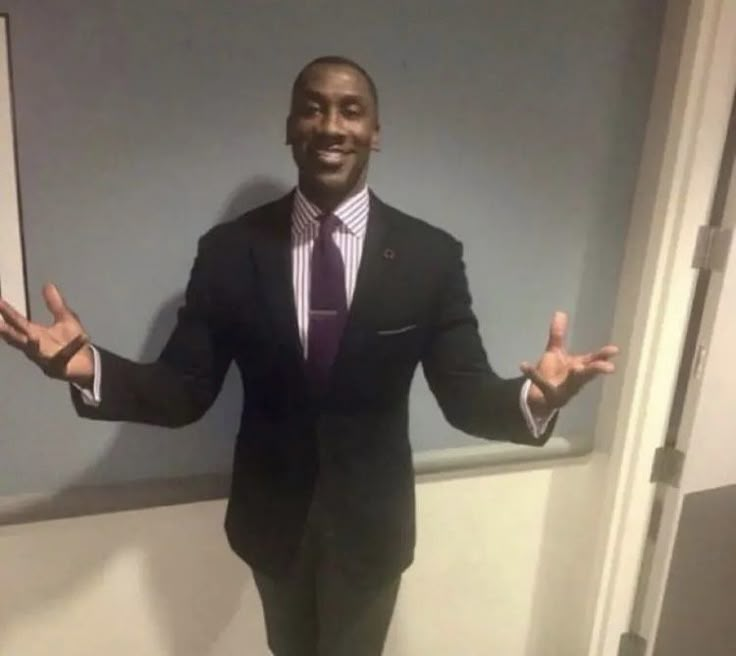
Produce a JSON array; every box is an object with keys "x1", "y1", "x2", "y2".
[{"x1": 383, "y1": 248, "x2": 396, "y2": 260}]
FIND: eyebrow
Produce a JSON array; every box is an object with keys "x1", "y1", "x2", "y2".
[{"x1": 298, "y1": 90, "x2": 368, "y2": 106}]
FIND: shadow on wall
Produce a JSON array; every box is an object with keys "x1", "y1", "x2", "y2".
[{"x1": 0, "y1": 177, "x2": 288, "y2": 655}]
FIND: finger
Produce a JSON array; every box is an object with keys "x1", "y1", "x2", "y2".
[
  {"x1": 568, "y1": 361, "x2": 616, "y2": 387},
  {"x1": 23, "y1": 329, "x2": 41, "y2": 358},
  {"x1": 586, "y1": 360, "x2": 616, "y2": 374},
  {"x1": 545, "y1": 311, "x2": 568, "y2": 351},
  {"x1": 0, "y1": 319, "x2": 29, "y2": 348},
  {"x1": 0, "y1": 297, "x2": 31, "y2": 336},
  {"x1": 581, "y1": 345, "x2": 620, "y2": 364},
  {"x1": 43, "y1": 283, "x2": 73, "y2": 323}
]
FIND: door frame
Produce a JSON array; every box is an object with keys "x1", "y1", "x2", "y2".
[{"x1": 586, "y1": 0, "x2": 736, "y2": 653}]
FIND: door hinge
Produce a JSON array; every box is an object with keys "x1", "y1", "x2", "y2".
[
  {"x1": 618, "y1": 632, "x2": 647, "y2": 656},
  {"x1": 692, "y1": 225, "x2": 732, "y2": 271},
  {"x1": 650, "y1": 445, "x2": 685, "y2": 487}
]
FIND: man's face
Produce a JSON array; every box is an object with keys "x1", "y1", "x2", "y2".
[{"x1": 287, "y1": 63, "x2": 380, "y2": 207}]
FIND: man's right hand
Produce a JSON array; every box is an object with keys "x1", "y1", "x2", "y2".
[{"x1": 0, "y1": 283, "x2": 94, "y2": 386}]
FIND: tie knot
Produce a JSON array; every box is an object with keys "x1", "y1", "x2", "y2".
[{"x1": 318, "y1": 213, "x2": 341, "y2": 237}]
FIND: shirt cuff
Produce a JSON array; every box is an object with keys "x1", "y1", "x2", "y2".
[
  {"x1": 72, "y1": 344, "x2": 102, "y2": 407},
  {"x1": 519, "y1": 378, "x2": 556, "y2": 439}
]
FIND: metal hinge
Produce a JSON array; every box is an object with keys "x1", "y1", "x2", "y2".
[
  {"x1": 692, "y1": 225, "x2": 732, "y2": 271},
  {"x1": 618, "y1": 632, "x2": 647, "y2": 656},
  {"x1": 650, "y1": 445, "x2": 686, "y2": 487}
]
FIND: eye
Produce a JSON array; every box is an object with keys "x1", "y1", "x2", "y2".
[
  {"x1": 342, "y1": 104, "x2": 364, "y2": 118},
  {"x1": 298, "y1": 102, "x2": 321, "y2": 117}
]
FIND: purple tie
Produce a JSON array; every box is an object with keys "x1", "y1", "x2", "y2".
[{"x1": 307, "y1": 214, "x2": 347, "y2": 387}]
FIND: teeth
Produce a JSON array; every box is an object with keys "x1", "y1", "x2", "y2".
[{"x1": 316, "y1": 150, "x2": 345, "y2": 163}]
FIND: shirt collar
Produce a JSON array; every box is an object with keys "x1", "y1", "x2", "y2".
[{"x1": 292, "y1": 186, "x2": 370, "y2": 237}]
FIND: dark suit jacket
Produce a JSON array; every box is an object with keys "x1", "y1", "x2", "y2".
[{"x1": 72, "y1": 191, "x2": 554, "y2": 581}]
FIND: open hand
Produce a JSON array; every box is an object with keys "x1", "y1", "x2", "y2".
[
  {"x1": 0, "y1": 283, "x2": 93, "y2": 384},
  {"x1": 520, "y1": 311, "x2": 618, "y2": 416}
]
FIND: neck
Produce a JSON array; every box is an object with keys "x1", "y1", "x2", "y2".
[{"x1": 298, "y1": 178, "x2": 367, "y2": 214}]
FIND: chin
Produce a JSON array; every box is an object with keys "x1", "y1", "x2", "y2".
[{"x1": 305, "y1": 172, "x2": 356, "y2": 198}]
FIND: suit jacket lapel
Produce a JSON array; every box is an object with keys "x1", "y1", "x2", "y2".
[
  {"x1": 248, "y1": 192, "x2": 303, "y2": 360},
  {"x1": 340, "y1": 193, "x2": 393, "y2": 346}
]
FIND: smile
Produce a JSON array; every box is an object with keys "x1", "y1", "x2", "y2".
[{"x1": 313, "y1": 149, "x2": 349, "y2": 166}]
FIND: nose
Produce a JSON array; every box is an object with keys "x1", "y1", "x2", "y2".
[{"x1": 318, "y1": 107, "x2": 344, "y2": 136}]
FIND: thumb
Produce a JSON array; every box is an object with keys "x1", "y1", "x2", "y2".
[
  {"x1": 43, "y1": 283, "x2": 73, "y2": 322},
  {"x1": 520, "y1": 362, "x2": 556, "y2": 400}
]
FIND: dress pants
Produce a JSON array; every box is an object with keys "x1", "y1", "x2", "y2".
[{"x1": 252, "y1": 484, "x2": 401, "y2": 656}]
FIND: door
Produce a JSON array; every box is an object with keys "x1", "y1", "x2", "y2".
[{"x1": 621, "y1": 93, "x2": 736, "y2": 656}]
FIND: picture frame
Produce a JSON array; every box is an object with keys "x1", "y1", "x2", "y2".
[{"x1": 0, "y1": 14, "x2": 29, "y2": 319}]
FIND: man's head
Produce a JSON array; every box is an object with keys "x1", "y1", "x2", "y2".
[{"x1": 286, "y1": 56, "x2": 380, "y2": 211}]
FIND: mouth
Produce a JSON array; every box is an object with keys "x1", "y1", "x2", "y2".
[{"x1": 311, "y1": 147, "x2": 351, "y2": 168}]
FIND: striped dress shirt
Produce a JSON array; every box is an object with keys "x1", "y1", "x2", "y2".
[{"x1": 291, "y1": 186, "x2": 369, "y2": 357}]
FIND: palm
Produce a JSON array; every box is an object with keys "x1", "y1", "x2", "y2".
[
  {"x1": 0, "y1": 284, "x2": 92, "y2": 381},
  {"x1": 33, "y1": 315, "x2": 88, "y2": 377},
  {"x1": 536, "y1": 348, "x2": 575, "y2": 387},
  {"x1": 521, "y1": 312, "x2": 618, "y2": 412}
]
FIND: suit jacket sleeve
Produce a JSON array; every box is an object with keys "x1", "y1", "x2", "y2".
[
  {"x1": 421, "y1": 239, "x2": 555, "y2": 446},
  {"x1": 70, "y1": 233, "x2": 233, "y2": 427}
]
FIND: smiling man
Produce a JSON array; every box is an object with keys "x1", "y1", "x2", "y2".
[
  {"x1": 0, "y1": 56, "x2": 617, "y2": 656},
  {"x1": 288, "y1": 58, "x2": 380, "y2": 212}
]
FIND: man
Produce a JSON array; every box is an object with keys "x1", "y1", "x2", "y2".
[{"x1": 0, "y1": 56, "x2": 618, "y2": 656}]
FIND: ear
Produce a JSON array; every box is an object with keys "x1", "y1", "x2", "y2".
[
  {"x1": 285, "y1": 115, "x2": 293, "y2": 146},
  {"x1": 371, "y1": 122, "x2": 381, "y2": 152}
]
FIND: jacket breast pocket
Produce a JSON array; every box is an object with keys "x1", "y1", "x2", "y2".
[
  {"x1": 371, "y1": 323, "x2": 425, "y2": 364},
  {"x1": 376, "y1": 324, "x2": 418, "y2": 337}
]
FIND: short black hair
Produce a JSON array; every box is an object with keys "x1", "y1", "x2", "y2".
[{"x1": 291, "y1": 56, "x2": 379, "y2": 111}]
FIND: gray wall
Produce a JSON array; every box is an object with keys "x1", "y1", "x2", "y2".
[{"x1": 0, "y1": 1, "x2": 664, "y2": 496}]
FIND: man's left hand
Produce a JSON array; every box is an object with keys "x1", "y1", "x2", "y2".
[{"x1": 521, "y1": 311, "x2": 619, "y2": 417}]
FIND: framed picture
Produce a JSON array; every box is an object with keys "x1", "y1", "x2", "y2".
[{"x1": 0, "y1": 15, "x2": 28, "y2": 319}]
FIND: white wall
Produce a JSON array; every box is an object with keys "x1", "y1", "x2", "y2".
[{"x1": 0, "y1": 460, "x2": 603, "y2": 656}]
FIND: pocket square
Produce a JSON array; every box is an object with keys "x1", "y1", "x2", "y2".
[{"x1": 376, "y1": 324, "x2": 417, "y2": 336}]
